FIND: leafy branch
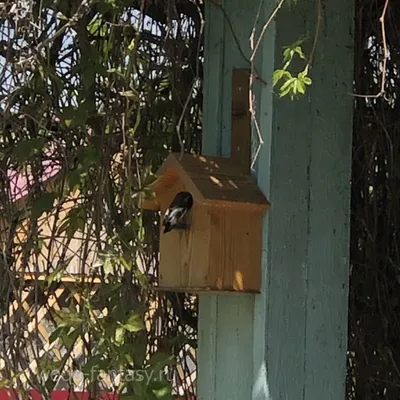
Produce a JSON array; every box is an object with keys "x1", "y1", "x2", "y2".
[{"x1": 273, "y1": 39, "x2": 312, "y2": 100}]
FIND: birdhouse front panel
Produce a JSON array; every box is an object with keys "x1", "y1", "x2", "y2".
[
  {"x1": 159, "y1": 203, "x2": 211, "y2": 290},
  {"x1": 159, "y1": 202, "x2": 263, "y2": 292}
]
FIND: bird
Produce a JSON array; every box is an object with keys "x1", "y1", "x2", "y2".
[{"x1": 163, "y1": 191, "x2": 193, "y2": 234}]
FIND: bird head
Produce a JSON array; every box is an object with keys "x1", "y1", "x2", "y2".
[{"x1": 178, "y1": 191, "x2": 193, "y2": 209}]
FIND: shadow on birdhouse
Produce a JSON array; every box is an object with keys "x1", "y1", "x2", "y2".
[{"x1": 141, "y1": 153, "x2": 270, "y2": 294}]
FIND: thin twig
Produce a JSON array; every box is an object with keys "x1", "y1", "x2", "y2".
[
  {"x1": 351, "y1": 0, "x2": 389, "y2": 98},
  {"x1": 307, "y1": 0, "x2": 322, "y2": 67},
  {"x1": 249, "y1": 0, "x2": 271, "y2": 170},
  {"x1": 209, "y1": 0, "x2": 249, "y2": 66},
  {"x1": 250, "y1": 0, "x2": 286, "y2": 62},
  {"x1": 176, "y1": 3, "x2": 205, "y2": 159},
  {"x1": 176, "y1": 81, "x2": 194, "y2": 159},
  {"x1": 36, "y1": 0, "x2": 89, "y2": 53},
  {"x1": 248, "y1": 0, "x2": 289, "y2": 168},
  {"x1": 208, "y1": 0, "x2": 266, "y2": 84}
]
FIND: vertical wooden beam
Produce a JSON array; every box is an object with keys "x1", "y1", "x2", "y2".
[
  {"x1": 198, "y1": 1, "x2": 255, "y2": 400},
  {"x1": 197, "y1": 2, "x2": 225, "y2": 399},
  {"x1": 231, "y1": 69, "x2": 251, "y2": 174},
  {"x1": 199, "y1": 0, "x2": 354, "y2": 399},
  {"x1": 252, "y1": 0, "x2": 354, "y2": 399},
  {"x1": 303, "y1": 0, "x2": 354, "y2": 396}
]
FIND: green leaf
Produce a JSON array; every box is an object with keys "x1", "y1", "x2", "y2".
[
  {"x1": 283, "y1": 47, "x2": 292, "y2": 64},
  {"x1": 151, "y1": 381, "x2": 173, "y2": 400},
  {"x1": 61, "y1": 328, "x2": 79, "y2": 347},
  {"x1": 128, "y1": 38, "x2": 136, "y2": 51},
  {"x1": 294, "y1": 45, "x2": 305, "y2": 59},
  {"x1": 38, "y1": 353, "x2": 61, "y2": 373},
  {"x1": 298, "y1": 64, "x2": 309, "y2": 79},
  {"x1": 88, "y1": 17, "x2": 101, "y2": 36},
  {"x1": 13, "y1": 137, "x2": 46, "y2": 162},
  {"x1": 119, "y1": 90, "x2": 140, "y2": 101},
  {"x1": 82, "y1": 354, "x2": 106, "y2": 378},
  {"x1": 292, "y1": 80, "x2": 298, "y2": 95},
  {"x1": 57, "y1": 206, "x2": 86, "y2": 240},
  {"x1": 119, "y1": 256, "x2": 132, "y2": 272},
  {"x1": 115, "y1": 326, "x2": 125, "y2": 344},
  {"x1": 280, "y1": 84, "x2": 293, "y2": 98},
  {"x1": 107, "y1": 67, "x2": 125, "y2": 78},
  {"x1": 133, "y1": 332, "x2": 147, "y2": 366},
  {"x1": 76, "y1": 145, "x2": 100, "y2": 167},
  {"x1": 46, "y1": 264, "x2": 64, "y2": 287},
  {"x1": 133, "y1": 269, "x2": 149, "y2": 288},
  {"x1": 273, "y1": 69, "x2": 285, "y2": 87},
  {"x1": 0, "y1": 379, "x2": 12, "y2": 389},
  {"x1": 56, "y1": 308, "x2": 84, "y2": 328},
  {"x1": 122, "y1": 313, "x2": 145, "y2": 332},
  {"x1": 297, "y1": 79, "x2": 306, "y2": 94},
  {"x1": 49, "y1": 326, "x2": 67, "y2": 344},
  {"x1": 148, "y1": 351, "x2": 175, "y2": 367},
  {"x1": 103, "y1": 254, "x2": 115, "y2": 275},
  {"x1": 279, "y1": 77, "x2": 296, "y2": 94},
  {"x1": 32, "y1": 192, "x2": 57, "y2": 219},
  {"x1": 57, "y1": 12, "x2": 70, "y2": 21}
]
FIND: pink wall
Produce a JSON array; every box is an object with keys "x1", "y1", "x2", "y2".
[{"x1": 7, "y1": 160, "x2": 60, "y2": 203}]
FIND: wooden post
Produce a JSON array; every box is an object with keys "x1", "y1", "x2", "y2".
[
  {"x1": 198, "y1": 0, "x2": 354, "y2": 399},
  {"x1": 231, "y1": 69, "x2": 251, "y2": 174}
]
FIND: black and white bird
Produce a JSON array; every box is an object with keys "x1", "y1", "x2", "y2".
[{"x1": 163, "y1": 191, "x2": 193, "y2": 234}]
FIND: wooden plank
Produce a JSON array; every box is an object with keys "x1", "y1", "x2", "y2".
[
  {"x1": 22, "y1": 272, "x2": 102, "y2": 284},
  {"x1": 251, "y1": 1, "x2": 354, "y2": 400},
  {"x1": 252, "y1": 1, "x2": 312, "y2": 397},
  {"x1": 208, "y1": 207, "x2": 262, "y2": 292},
  {"x1": 214, "y1": 295, "x2": 254, "y2": 400},
  {"x1": 231, "y1": 69, "x2": 251, "y2": 174},
  {"x1": 152, "y1": 286, "x2": 259, "y2": 294},
  {"x1": 250, "y1": 3, "x2": 275, "y2": 399},
  {"x1": 198, "y1": 0, "x2": 257, "y2": 398},
  {"x1": 304, "y1": 0, "x2": 354, "y2": 397},
  {"x1": 197, "y1": 0, "x2": 226, "y2": 397},
  {"x1": 199, "y1": 0, "x2": 354, "y2": 399}
]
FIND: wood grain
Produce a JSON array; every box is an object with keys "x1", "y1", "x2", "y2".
[
  {"x1": 159, "y1": 202, "x2": 262, "y2": 292},
  {"x1": 198, "y1": 0, "x2": 354, "y2": 399},
  {"x1": 231, "y1": 69, "x2": 251, "y2": 174}
]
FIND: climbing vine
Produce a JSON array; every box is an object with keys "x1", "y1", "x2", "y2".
[{"x1": 0, "y1": 0, "x2": 202, "y2": 398}]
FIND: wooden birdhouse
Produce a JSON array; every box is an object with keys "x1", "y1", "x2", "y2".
[{"x1": 141, "y1": 153, "x2": 269, "y2": 293}]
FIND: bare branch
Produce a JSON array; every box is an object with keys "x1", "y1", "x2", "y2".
[{"x1": 351, "y1": 0, "x2": 390, "y2": 98}]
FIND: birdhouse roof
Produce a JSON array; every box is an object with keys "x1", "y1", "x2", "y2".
[{"x1": 141, "y1": 153, "x2": 269, "y2": 211}]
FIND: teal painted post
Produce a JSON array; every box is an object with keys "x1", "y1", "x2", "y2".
[
  {"x1": 198, "y1": 0, "x2": 354, "y2": 399},
  {"x1": 198, "y1": 1, "x2": 256, "y2": 399}
]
